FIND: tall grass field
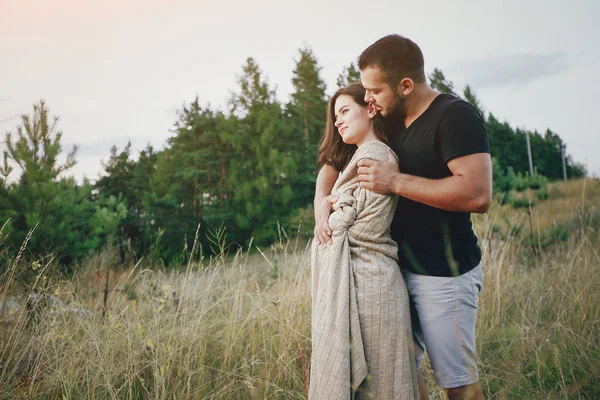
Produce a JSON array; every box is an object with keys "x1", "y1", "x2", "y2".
[{"x1": 1, "y1": 179, "x2": 599, "y2": 399}]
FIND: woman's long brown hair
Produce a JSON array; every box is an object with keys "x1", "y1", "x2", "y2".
[{"x1": 317, "y1": 82, "x2": 388, "y2": 171}]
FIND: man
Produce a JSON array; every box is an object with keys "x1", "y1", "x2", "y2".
[{"x1": 314, "y1": 34, "x2": 492, "y2": 400}]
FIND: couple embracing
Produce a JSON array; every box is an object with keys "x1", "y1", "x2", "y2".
[{"x1": 309, "y1": 34, "x2": 492, "y2": 400}]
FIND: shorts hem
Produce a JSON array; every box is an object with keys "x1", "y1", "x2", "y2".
[{"x1": 435, "y1": 372, "x2": 479, "y2": 389}]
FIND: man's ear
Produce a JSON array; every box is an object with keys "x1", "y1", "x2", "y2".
[
  {"x1": 367, "y1": 102, "x2": 377, "y2": 118},
  {"x1": 396, "y1": 78, "x2": 414, "y2": 96}
]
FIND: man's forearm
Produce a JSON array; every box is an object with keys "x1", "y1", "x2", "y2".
[
  {"x1": 392, "y1": 172, "x2": 490, "y2": 213},
  {"x1": 314, "y1": 164, "x2": 338, "y2": 204}
]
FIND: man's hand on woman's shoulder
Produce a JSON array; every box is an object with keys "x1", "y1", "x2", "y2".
[{"x1": 357, "y1": 149, "x2": 400, "y2": 194}]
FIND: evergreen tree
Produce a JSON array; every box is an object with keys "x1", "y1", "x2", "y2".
[
  {"x1": 287, "y1": 46, "x2": 328, "y2": 206},
  {"x1": 144, "y1": 100, "x2": 234, "y2": 261},
  {"x1": 428, "y1": 68, "x2": 456, "y2": 95},
  {"x1": 227, "y1": 57, "x2": 298, "y2": 244},
  {"x1": 169, "y1": 99, "x2": 232, "y2": 222},
  {"x1": 2, "y1": 101, "x2": 103, "y2": 269},
  {"x1": 336, "y1": 62, "x2": 361, "y2": 88},
  {"x1": 463, "y1": 84, "x2": 485, "y2": 118},
  {"x1": 0, "y1": 153, "x2": 14, "y2": 231},
  {"x1": 288, "y1": 46, "x2": 328, "y2": 147},
  {"x1": 5, "y1": 100, "x2": 77, "y2": 184},
  {"x1": 96, "y1": 143, "x2": 136, "y2": 205},
  {"x1": 0, "y1": 151, "x2": 13, "y2": 183},
  {"x1": 486, "y1": 114, "x2": 527, "y2": 175},
  {"x1": 485, "y1": 116, "x2": 585, "y2": 180},
  {"x1": 95, "y1": 142, "x2": 157, "y2": 256},
  {"x1": 0, "y1": 168, "x2": 14, "y2": 233}
]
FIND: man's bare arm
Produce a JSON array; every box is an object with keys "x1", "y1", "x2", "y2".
[
  {"x1": 314, "y1": 164, "x2": 338, "y2": 245},
  {"x1": 357, "y1": 152, "x2": 492, "y2": 214}
]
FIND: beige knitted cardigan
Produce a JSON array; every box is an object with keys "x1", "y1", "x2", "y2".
[{"x1": 309, "y1": 141, "x2": 418, "y2": 400}]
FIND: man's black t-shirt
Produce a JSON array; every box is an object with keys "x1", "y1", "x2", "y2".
[{"x1": 387, "y1": 94, "x2": 490, "y2": 277}]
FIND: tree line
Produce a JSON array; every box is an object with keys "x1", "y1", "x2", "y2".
[{"x1": 0, "y1": 47, "x2": 586, "y2": 273}]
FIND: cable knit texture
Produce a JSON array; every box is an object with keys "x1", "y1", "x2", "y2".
[{"x1": 310, "y1": 141, "x2": 418, "y2": 400}]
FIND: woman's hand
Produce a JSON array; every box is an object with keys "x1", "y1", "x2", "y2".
[{"x1": 314, "y1": 194, "x2": 338, "y2": 245}]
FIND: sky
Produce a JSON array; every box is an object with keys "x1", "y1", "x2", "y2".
[{"x1": 1, "y1": 0, "x2": 599, "y2": 182}]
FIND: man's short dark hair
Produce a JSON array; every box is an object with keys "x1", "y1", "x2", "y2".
[{"x1": 358, "y1": 34, "x2": 426, "y2": 86}]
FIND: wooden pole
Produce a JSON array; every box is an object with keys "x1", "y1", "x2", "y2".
[
  {"x1": 561, "y1": 144, "x2": 568, "y2": 181},
  {"x1": 525, "y1": 131, "x2": 534, "y2": 176}
]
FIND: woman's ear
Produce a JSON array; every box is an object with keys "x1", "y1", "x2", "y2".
[{"x1": 367, "y1": 102, "x2": 377, "y2": 119}]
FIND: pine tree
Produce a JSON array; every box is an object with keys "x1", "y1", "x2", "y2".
[
  {"x1": 0, "y1": 152, "x2": 13, "y2": 183},
  {"x1": 227, "y1": 57, "x2": 298, "y2": 244},
  {"x1": 0, "y1": 167, "x2": 14, "y2": 233},
  {"x1": 169, "y1": 99, "x2": 232, "y2": 221},
  {"x1": 3, "y1": 101, "x2": 102, "y2": 268},
  {"x1": 287, "y1": 46, "x2": 328, "y2": 206},
  {"x1": 486, "y1": 114, "x2": 527, "y2": 174},
  {"x1": 95, "y1": 142, "x2": 157, "y2": 255},
  {"x1": 288, "y1": 46, "x2": 328, "y2": 147},
  {"x1": 145, "y1": 100, "x2": 234, "y2": 261},
  {"x1": 5, "y1": 100, "x2": 77, "y2": 184},
  {"x1": 336, "y1": 62, "x2": 361, "y2": 88},
  {"x1": 3, "y1": 100, "x2": 79, "y2": 241},
  {"x1": 96, "y1": 143, "x2": 136, "y2": 203},
  {"x1": 428, "y1": 68, "x2": 456, "y2": 95},
  {"x1": 463, "y1": 85, "x2": 485, "y2": 118}
]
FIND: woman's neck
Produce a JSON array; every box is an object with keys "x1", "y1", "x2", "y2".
[{"x1": 356, "y1": 130, "x2": 380, "y2": 147}]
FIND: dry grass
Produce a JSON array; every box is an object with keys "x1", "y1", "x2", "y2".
[{"x1": 1, "y1": 179, "x2": 599, "y2": 399}]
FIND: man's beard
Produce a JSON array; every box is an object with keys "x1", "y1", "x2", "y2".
[
  {"x1": 380, "y1": 91, "x2": 407, "y2": 130},
  {"x1": 387, "y1": 91, "x2": 407, "y2": 119}
]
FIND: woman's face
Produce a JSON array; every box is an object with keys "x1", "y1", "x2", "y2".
[{"x1": 333, "y1": 95, "x2": 374, "y2": 146}]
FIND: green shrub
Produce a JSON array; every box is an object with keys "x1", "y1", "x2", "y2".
[
  {"x1": 492, "y1": 159, "x2": 517, "y2": 194},
  {"x1": 536, "y1": 188, "x2": 549, "y2": 201},
  {"x1": 509, "y1": 197, "x2": 534, "y2": 209},
  {"x1": 515, "y1": 172, "x2": 548, "y2": 192}
]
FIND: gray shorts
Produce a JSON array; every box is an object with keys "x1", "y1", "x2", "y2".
[{"x1": 402, "y1": 263, "x2": 483, "y2": 389}]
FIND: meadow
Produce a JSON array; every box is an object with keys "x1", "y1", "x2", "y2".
[{"x1": 1, "y1": 178, "x2": 599, "y2": 399}]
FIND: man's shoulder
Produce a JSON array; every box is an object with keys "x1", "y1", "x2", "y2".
[
  {"x1": 437, "y1": 95, "x2": 484, "y2": 122},
  {"x1": 413, "y1": 94, "x2": 481, "y2": 135}
]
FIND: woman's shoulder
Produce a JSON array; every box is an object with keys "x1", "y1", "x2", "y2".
[{"x1": 353, "y1": 140, "x2": 398, "y2": 163}]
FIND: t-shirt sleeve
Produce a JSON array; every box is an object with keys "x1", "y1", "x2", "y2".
[{"x1": 438, "y1": 101, "x2": 490, "y2": 163}]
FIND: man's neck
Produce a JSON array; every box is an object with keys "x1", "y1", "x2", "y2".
[{"x1": 404, "y1": 86, "x2": 440, "y2": 128}]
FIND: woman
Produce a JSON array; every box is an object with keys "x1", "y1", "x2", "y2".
[{"x1": 309, "y1": 83, "x2": 417, "y2": 400}]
